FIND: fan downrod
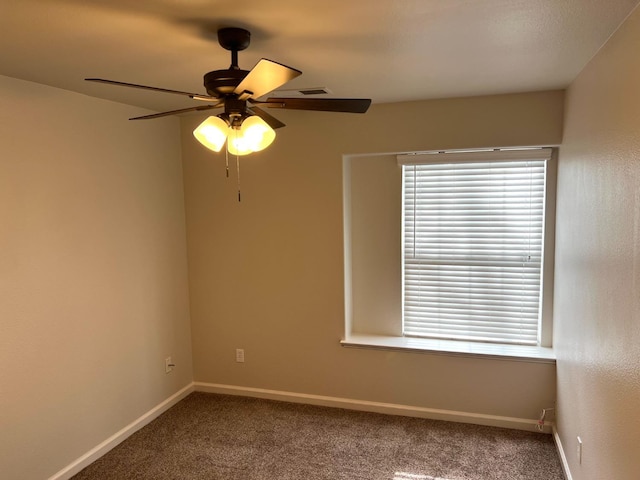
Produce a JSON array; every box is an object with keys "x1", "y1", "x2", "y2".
[{"x1": 203, "y1": 28, "x2": 251, "y2": 98}]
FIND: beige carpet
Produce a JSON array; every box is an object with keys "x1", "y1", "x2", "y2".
[{"x1": 72, "y1": 392, "x2": 565, "y2": 479}]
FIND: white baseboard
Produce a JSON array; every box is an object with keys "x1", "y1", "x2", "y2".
[
  {"x1": 552, "y1": 425, "x2": 573, "y2": 480},
  {"x1": 47, "y1": 381, "x2": 558, "y2": 480},
  {"x1": 48, "y1": 383, "x2": 195, "y2": 480},
  {"x1": 194, "y1": 382, "x2": 552, "y2": 433}
]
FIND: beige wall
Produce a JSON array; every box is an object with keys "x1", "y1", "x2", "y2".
[
  {"x1": 0, "y1": 76, "x2": 193, "y2": 479},
  {"x1": 554, "y1": 5, "x2": 640, "y2": 480},
  {"x1": 182, "y1": 91, "x2": 563, "y2": 420}
]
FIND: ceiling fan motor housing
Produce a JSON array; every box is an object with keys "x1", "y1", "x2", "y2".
[{"x1": 203, "y1": 69, "x2": 249, "y2": 97}]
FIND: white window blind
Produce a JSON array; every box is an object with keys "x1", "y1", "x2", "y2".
[{"x1": 399, "y1": 149, "x2": 551, "y2": 346}]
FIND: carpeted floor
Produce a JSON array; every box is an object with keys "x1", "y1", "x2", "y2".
[{"x1": 72, "y1": 392, "x2": 565, "y2": 480}]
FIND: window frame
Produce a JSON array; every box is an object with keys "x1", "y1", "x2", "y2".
[{"x1": 341, "y1": 148, "x2": 557, "y2": 361}]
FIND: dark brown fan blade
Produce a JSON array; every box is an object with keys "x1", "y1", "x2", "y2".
[
  {"x1": 86, "y1": 78, "x2": 214, "y2": 100},
  {"x1": 129, "y1": 103, "x2": 223, "y2": 120},
  {"x1": 233, "y1": 59, "x2": 301, "y2": 99},
  {"x1": 256, "y1": 97, "x2": 371, "y2": 113},
  {"x1": 247, "y1": 106, "x2": 286, "y2": 129}
]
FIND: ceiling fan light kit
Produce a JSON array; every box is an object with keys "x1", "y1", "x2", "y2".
[{"x1": 193, "y1": 114, "x2": 276, "y2": 155}]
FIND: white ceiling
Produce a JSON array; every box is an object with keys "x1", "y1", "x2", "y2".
[{"x1": 1, "y1": 0, "x2": 638, "y2": 114}]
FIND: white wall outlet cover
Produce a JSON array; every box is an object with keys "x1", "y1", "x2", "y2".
[
  {"x1": 235, "y1": 349, "x2": 245, "y2": 363},
  {"x1": 165, "y1": 357, "x2": 174, "y2": 373}
]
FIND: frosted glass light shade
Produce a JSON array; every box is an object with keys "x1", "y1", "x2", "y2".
[
  {"x1": 227, "y1": 117, "x2": 276, "y2": 156},
  {"x1": 239, "y1": 116, "x2": 276, "y2": 152},
  {"x1": 227, "y1": 128, "x2": 254, "y2": 156},
  {"x1": 193, "y1": 116, "x2": 229, "y2": 152}
]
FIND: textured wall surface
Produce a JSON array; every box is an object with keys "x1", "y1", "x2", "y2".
[
  {"x1": 554, "y1": 6, "x2": 640, "y2": 479},
  {"x1": 182, "y1": 91, "x2": 563, "y2": 421},
  {"x1": 0, "y1": 76, "x2": 194, "y2": 480}
]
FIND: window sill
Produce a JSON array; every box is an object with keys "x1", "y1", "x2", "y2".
[{"x1": 341, "y1": 334, "x2": 556, "y2": 364}]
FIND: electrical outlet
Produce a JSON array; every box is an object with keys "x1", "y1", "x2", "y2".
[
  {"x1": 165, "y1": 356, "x2": 175, "y2": 373},
  {"x1": 236, "y1": 348, "x2": 245, "y2": 363},
  {"x1": 577, "y1": 436, "x2": 583, "y2": 464}
]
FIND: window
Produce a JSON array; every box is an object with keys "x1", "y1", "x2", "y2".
[
  {"x1": 342, "y1": 148, "x2": 555, "y2": 360},
  {"x1": 399, "y1": 149, "x2": 552, "y2": 346}
]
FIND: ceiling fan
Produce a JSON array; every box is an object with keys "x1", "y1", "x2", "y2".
[{"x1": 86, "y1": 27, "x2": 371, "y2": 152}]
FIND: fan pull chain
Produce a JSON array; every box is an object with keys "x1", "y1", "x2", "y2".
[
  {"x1": 225, "y1": 148, "x2": 230, "y2": 178},
  {"x1": 236, "y1": 155, "x2": 241, "y2": 202}
]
